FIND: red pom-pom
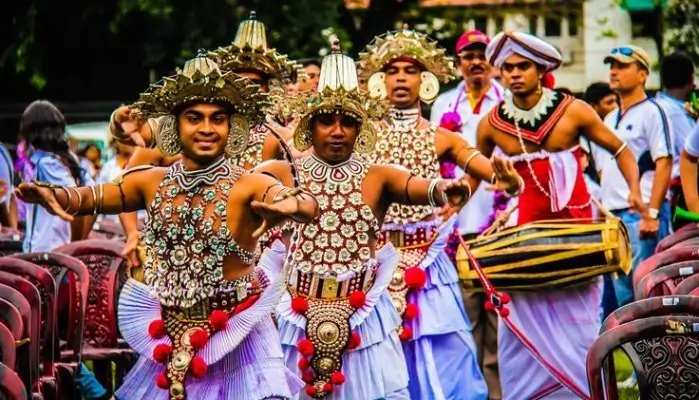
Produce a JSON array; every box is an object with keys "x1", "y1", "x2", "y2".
[
  {"x1": 348, "y1": 332, "x2": 361, "y2": 349},
  {"x1": 541, "y1": 72, "x2": 556, "y2": 89},
  {"x1": 152, "y1": 343, "x2": 172, "y2": 363},
  {"x1": 305, "y1": 385, "x2": 317, "y2": 396},
  {"x1": 291, "y1": 296, "x2": 309, "y2": 314},
  {"x1": 484, "y1": 301, "x2": 495, "y2": 311},
  {"x1": 404, "y1": 303, "x2": 419, "y2": 320},
  {"x1": 298, "y1": 357, "x2": 310, "y2": 370},
  {"x1": 190, "y1": 355, "x2": 208, "y2": 378},
  {"x1": 348, "y1": 291, "x2": 366, "y2": 309},
  {"x1": 500, "y1": 293, "x2": 511, "y2": 304},
  {"x1": 399, "y1": 326, "x2": 413, "y2": 341},
  {"x1": 322, "y1": 383, "x2": 334, "y2": 393},
  {"x1": 302, "y1": 370, "x2": 315, "y2": 383},
  {"x1": 330, "y1": 371, "x2": 346, "y2": 385},
  {"x1": 209, "y1": 310, "x2": 228, "y2": 331},
  {"x1": 499, "y1": 307, "x2": 510, "y2": 318},
  {"x1": 189, "y1": 328, "x2": 209, "y2": 350},
  {"x1": 404, "y1": 267, "x2": 427, "y2": 290},
  {"x1": 148, "y1": 319, "x2": 166, "y2": 339},
  {"x1": 156, "y1": 373, "x2": 169, "y2": 389},
  {"x1": 298, "y1": 339, "x2": 314, "y2": 357}
]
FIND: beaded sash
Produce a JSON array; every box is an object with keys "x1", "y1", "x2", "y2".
[
  {"x1": 155, "y1": 270, "x2": 266, "y2": 400},
  {"x1": 370, "y1": 124, "x2": 441, "y2": 225},
  {"x1": 286, "y1": 154, "x2": 381, "y2": 397}
]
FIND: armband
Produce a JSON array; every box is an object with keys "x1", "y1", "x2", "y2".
[{"x1": 614, "y1": 143, "x2": 627, "y2": 158}]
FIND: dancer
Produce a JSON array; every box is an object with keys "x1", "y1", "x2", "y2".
[{"x1": 16, "y1": 51, "x2": 312, "y2": 400}]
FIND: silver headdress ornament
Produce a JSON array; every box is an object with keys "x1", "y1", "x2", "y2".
[
  {"x1": 131, "y1": 49, "x2": 269, "y2": 157},
  {"x1": 209, "y1": 11, "x2": 305, "y2": 85},
  {"x1": 291, "y1": 36, "x2": 390, "y2": 154},
  {"x1": 357, "y1": 24, "x2": 456, "y2": 104}
]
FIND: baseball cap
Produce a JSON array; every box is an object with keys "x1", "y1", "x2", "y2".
[
  {"x1": 603, "y1": 45, "x2": 652, "y2": 71},
  {"x1": 456, "y1": 30, "x2": 489, "y2": 53}
]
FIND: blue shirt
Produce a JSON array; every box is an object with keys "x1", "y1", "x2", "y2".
[
  {"x1": 23, "y1": 150, "x2": 94, "y2": 252},
  {"x1": 655, "y1": 92, "x2": 696, "y2": 178},
  {"x1": 0, "y1": 144, "x2": 14, "y2": 206},
  {"x1": 684, "y1": 122, "x2": 699, "y2": 158}
]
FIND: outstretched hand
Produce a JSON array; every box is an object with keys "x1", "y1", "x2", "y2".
[
  {"x1": 251, "y1": 198, "x2": 300, "y2": 239},
  {"x1": 442, "y1": 179, "x2": 472, "y2": 209},
  {"x1": 14, "y1": 182, "x2": 74, "y2": 222},
  {"x1": 485, "y1": 156, "x2": 522, "y2": 193},
  {"x1": 115, "y1": 106, "x2": 147, "y2": 147}
]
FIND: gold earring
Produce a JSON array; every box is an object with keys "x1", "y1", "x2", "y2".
[
  {"x1": 354, "y1": 124, "x2": 377, "y2": 154},
  {"x1": 293, "y1": 118, "x2": 313, "y2": 151},
  {"x1": 419, "y1": 72, "x2": 440, "y2": 104},
  {"x1": 368, "y1": 72, "x2": 387, "y2": 99},
  {"x1": 155, "y1": 115, "x2": 182, "y2": 157},
  {"x1": 225, "y1": 115, "x2": 250, "y2": 156}
]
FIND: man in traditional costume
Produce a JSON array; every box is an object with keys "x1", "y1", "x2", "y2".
[
  {"x1": 111, "y1": 11, "x2": 302, "y2": 260},
  {"x1": 258, "y1": 39, "x2": 509, "y2": 400},
  {"x1": 475, "y1": 31, "x2": 643, "y2": 399},
  {"x1": 17, "y1": 51, "x2": 315, "y2": 399},
  {"x1": 357, "y1": 28, "x2": 523, "y2": 400}
]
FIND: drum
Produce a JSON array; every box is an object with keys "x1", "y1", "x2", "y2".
[{"x1": 456, "y1": 217, "x2": 632, "y2": 291}]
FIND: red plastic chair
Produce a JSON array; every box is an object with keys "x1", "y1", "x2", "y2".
[
  {"x1": 0, "y1": 283, "x2": 33, "y2": 391},
  {"x1": 656, "y1": 223, "x2": 699, "y2": 253},
  {"x1": 634, "y1": 261, "x2": 699, "y2": 300},
  {"x1": 0, "y1": 363, "x2": 28, "y2": 400},
  {"x1": 0, "y1": 323, "x2": 16, "y2": 367},
  {"x1": 0, "y1": 298, "x2": 23, "y2": 341},
  {"x1": 588, "y1": 315, "x2": 699, "y2": 400},
  {"x1": 632, "y1": 246, "x2": 699, "y2": 292},
  {"x1": 672, "y1": 274, "x2": 699, "y2": 295},
  {"x1": 54, "y1": 239, "x2": 133, "y2": 396}
]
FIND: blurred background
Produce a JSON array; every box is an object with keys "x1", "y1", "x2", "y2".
[{"x1": 1, "y1": 0, "x2": 697, "y2": 147}]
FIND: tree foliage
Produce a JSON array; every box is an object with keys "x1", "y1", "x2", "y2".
[{"x1": 664, "y1": 0, "x2": 699, "y2": 67}]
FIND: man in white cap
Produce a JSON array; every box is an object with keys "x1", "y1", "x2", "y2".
[
  {"x1": 429, "y1": 29, "x2": 504, "y2": 399},
  {"x1": 475, "y1": 31, "x2": 644, "y2": 399}
]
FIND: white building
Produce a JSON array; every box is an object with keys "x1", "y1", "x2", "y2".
[{"x1": 347, "y1": 0, "x2": 663, "y2": 92}]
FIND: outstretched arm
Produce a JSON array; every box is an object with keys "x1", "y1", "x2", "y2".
[
  {"x1": 680, "y1": 149, "x2": 699, "y2": 213},
  {"x1": 377, "y1": 165, "x2": 471, "y2": 210},
  {"x1": 15, "y1": 166, "x2": 158, "y2": 222}
]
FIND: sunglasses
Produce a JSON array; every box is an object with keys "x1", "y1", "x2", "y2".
[{"x1": 610, "y1": 47, "x2": 635, "y2": 57}]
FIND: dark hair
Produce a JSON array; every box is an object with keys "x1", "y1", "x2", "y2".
[
  {"x1": 78, "y1": 143, "x2": 101, "y2": 158},
  {"x1": 299, "y1": 58, "x2": 321, "y2": 69},
  {"x1": 660, "y1": 51, "x2": 695, "y2": 90},
  {"x1": 584, "y1": 82, "x2": 615, "y2": 105},
  {"x1": 555, "y1": 87, "x2": 575, "y2": 96},
  {"x1": 19, "y1": 100, "x2": 84, "y2": 185}
]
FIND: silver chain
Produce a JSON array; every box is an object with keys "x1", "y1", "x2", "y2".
[{"x1": 514, "y1": 120, "x2": 591, "y2": 210}]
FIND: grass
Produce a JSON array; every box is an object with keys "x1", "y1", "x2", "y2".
[{"x1": 614, "y1": 350, "x2": 641, "y2": 400}]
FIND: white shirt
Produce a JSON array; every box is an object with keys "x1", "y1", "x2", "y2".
[
  {"x1": 594, "y1": 97, "x2": 673, "y2": 210},
  {"x1": 430, "y1": 79, "x2": 505, "y2": 234},
  {"x1": 684, "y1": 122, "x2": 699, "y2": 158}
]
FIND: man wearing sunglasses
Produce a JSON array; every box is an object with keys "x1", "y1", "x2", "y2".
[
  {"x1": 596, "y1": 45, "x2": 673, "y2": 309},
  {"x1": 430, "y1": 29, "x2": 504, "y2": 400},
  {"x1": 476, "y1": 31, "x2": 643, "y2": 399}
]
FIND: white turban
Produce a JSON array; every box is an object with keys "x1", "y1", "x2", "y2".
[{"x1": 486, "y1": 31, "x2": 562, "y2": 72}]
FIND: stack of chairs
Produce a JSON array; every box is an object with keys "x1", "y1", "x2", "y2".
[
  {"x1": 0, "y1": 225, "x2": 135, "y2": 399},
  {"x1": 586, "y1": 223, "x2": 699, "y2": 399}
]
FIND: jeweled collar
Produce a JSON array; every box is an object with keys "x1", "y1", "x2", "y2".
[
  {"x1": 501, "y1": 88, "x2": 557, "y2": 126},
  {"x1": 301, "y1": 154, "x2": 365, "y2": 184},
  {"x1": 171, "y1": 156, "x2": 231, "y2": 190},
  {"x1": 391, "y1": 107, "x2": 420, "y2": 130}
]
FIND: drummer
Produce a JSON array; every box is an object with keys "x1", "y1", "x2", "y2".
[{"x1": 476, "y1": 31, "x2": 643, "y2": 399}]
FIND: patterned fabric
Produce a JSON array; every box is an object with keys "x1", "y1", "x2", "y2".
[
  {"x1": 142, "y1": 157, "x2": 257, "y2": 308},
  {"x1": 229, "y1": 125, "x2": 269, "y2": 170},
  {"x1": 370, "y1": 124, "x2": 440, "y2": 225},
  {"x1": 290, "y1": 154, "x2": 380, "y2": 277}
]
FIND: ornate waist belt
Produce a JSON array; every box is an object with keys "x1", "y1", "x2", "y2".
[
  {"x1": 152, "y1": 270, "x2": 265, "y2": 400},
  {"x1": 287, "y1": 264, "x2": 378, "y2": 398},
  {"x1": 288, "y1": 261, "x2": 377, "y2": 299},
  {"x1": 378, "y1": 226, "x2": 437, "y2": 249}
]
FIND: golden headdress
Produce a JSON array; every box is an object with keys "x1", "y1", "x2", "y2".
[
  {"x1": 291, "y1": 39, "x2": 389, "y2": 154},
  {"x1": 209, "y1": 11, "x2": 303, "y2": 85},
  {"x1": 357, "y1": 26, "x2": 456, "y2": 103},
  {"x1": 131, "y1": 50, "x2": 269, "y2": 157}
]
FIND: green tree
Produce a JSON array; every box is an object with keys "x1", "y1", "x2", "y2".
[{"x1": 664, "y1": 0, "x2": 699, "y2": 67}]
